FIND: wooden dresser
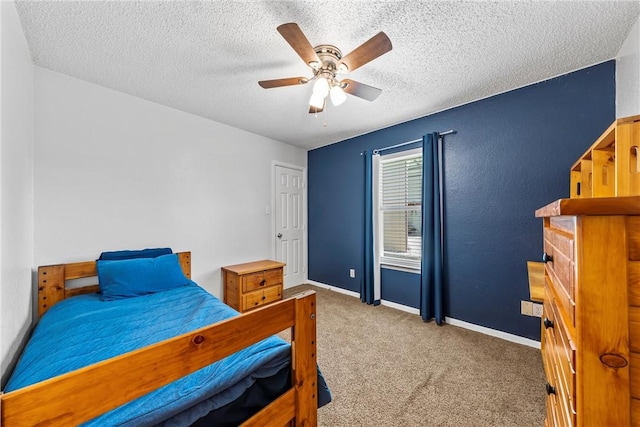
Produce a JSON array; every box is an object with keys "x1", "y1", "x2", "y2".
[
  {"x1": 222, "y1": 260, "x2": 285, "y2": 313},
  {"x1": 536, "y1": 197, "x2": 640, "y2": 426}
]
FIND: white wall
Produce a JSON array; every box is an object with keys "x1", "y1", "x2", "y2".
[
  {"x1": 0, "y1": 1, "x2": 35, "y2": 386},
  {"x1": 617, "y1": 15, "x2": 640, "y2": 117},
  {"x1": 34, "y1": 68, "x2": 306, "y2": 299}
]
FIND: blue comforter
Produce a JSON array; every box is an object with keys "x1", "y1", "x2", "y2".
[{"x1": 5, "y1": 283, "x2": 291, "y2": 426}]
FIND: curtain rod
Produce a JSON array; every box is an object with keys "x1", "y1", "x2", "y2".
[{"x1": 373, "y1": 130, "x2": 456, "y2": 155}]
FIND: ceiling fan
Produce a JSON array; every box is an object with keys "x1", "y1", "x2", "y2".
[{"x1": 258, "y1": 23, "x2": 392, "y2": 113}]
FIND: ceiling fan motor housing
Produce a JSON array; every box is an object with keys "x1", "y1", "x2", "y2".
[{"x1": 312, "y1": 45, "x2": 345, "y2": 85}]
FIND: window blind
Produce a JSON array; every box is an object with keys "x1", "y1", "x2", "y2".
[{"x1": 379, "y1": 151, "x2": 422, "y2": 268}]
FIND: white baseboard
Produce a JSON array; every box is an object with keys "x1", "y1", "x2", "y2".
[
  {"x1": 444, "y1": 317, "x2": 541, "y2": 349},
  {"x1": 304, "y1": 280, "x2": 541, "y2": 349},
  {"x1": 380, "y1": 299, "x2": 420, "y2": 315},
  {"x1": 306, "y1": 280, "x2": 360, "y2": 298}
]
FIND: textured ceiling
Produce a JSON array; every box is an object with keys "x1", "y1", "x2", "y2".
[{"x1": 14, "y1": 1, "x2": 640, "y2": 149}]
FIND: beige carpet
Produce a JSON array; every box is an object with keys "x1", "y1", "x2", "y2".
[{"x1": 284, "y1": 284, "x2": 545, "y2": 427}]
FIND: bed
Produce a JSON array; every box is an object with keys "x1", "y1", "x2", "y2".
[{"x1": 0, "y1": 250, "x2": 330, "y2": 426}]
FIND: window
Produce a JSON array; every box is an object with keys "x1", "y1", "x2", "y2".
[{"x1": 377, "y1": 148, "x2": 422, "y2": 270}]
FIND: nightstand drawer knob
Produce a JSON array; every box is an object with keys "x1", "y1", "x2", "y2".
[
  {"x1": 260, "y1": 280, "x2": 266, "y2": 286},
  {"x1": 545, "y1": 383, "x2": 556, "y2": 395},
  {"x1": 542, "y1": 252, "x2": 553, "y2": 263},
  {"x1": 543, "y1": 317, "x2": 554, "y2": 329},
  {"x1": 262, "y1": 295, "x2": 266, "y2": 300}
]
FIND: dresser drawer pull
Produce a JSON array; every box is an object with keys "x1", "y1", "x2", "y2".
[
  {"x1": 259, "y1": 280, "x2": 266, "y2": 286},
  {"x1": 542, "y1": 252, "x2": 554, "y2": 263},
  {"x1": 262, "y1": 295, "x2": 266, "y2": 300},
  {"x1": 545, "y1": 383, "x2": 556, "y2": 395},
  {"x1": 543, "y1": 317, "x2": 554, "y2": 329}
]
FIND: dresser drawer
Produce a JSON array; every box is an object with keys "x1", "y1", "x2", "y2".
[
  {"x1": 551, "y1": 320, "x2": 576, "y2": 426},
  {"x1": 242, "y1": 267, "x2": 283, "y2": 292},
  {"x1": 553, "y1": 318, "x2": 576, "y2": 417},
  {"x1": 544, "y1": 281, "x2": 577, "y2": 427},
  {"x1": 548, "y1": 216, "x2": 576, "y2": 236},
  {"x1": 544, "y1": 228, "x2": 575, "y2": 300},
  {"x1": 545, "y1": 391, "x2": 559, "y2": 427},
  {"x1": 551, "y1": 340, "x2": 576, "y2": 427},
  {"x1": 543, "y1": 339, "x2": 563, "y2": 427},
  {"x1": 544, "y1": 327, "x2": 575, "y2": 427},
  {"x1": 242, "y1": 285, "x2": 282, "y2": 311},
  {"x1": 542, "y1": 327, "x2": 555, "y2": 384},
  {"x1": 544, "y1": 227, "x2": 574, "y2": 261},
  {"x1": 546, "y1": 272, "x2": 575, "y2": 329}
]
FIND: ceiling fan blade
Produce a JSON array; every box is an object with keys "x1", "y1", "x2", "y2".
[
  {"x1": 342, "y1": 79, "x2": 382, "y2": 101},
  {"x1": 309, "y1": 99, "x2": 325, "y2": 114},
  {"x1": 339, "y1": 32, "x2": 392, "y2": 73},
  {"x1": 258, "y1": 77, "x2": 308, "y2": 89},
  {"x1": 277, "y1": 23, "x2": 321, "y2": 66}
]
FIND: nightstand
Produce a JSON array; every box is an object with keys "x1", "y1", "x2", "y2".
[{"x1": 222, "y1": 260, "x2": 285, "y2": 313}]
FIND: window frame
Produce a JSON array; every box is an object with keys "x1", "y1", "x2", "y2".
[{"x1": 375, "y1": 147, "x2": 422, "y2": 271}]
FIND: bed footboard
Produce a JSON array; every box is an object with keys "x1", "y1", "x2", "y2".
[
  {"x1": 240, "y1": 288, "x2": 318, "y2": 427},
  {"x1": 0, "y1": 290, "x2": 318, "y2": 426}
]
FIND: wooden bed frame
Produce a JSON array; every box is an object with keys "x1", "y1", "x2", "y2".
[{"x1": 0, "y1": 252, "x2": 318, "y2": 426}]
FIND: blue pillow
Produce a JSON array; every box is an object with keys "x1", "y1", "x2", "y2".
[
  {"x1": 97, "y1": 254, "x2": 190, "y2": 301},
  {"x1": 98, "y1": 247, "x2": 172, "y2": 261}
]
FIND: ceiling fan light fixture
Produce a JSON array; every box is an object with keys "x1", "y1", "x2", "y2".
[
  {"x1": 330, "y1": 85, "x2": 347, "y2": 106},
  {"x1": 309, "y1": 92, "x2": 325, "y2": 109},
  {"x1": 312, "y1": 77, "x2": 330, "y2": 98},
  {"x1": 337, "y1": 63, "x2": 349, "y2": 74}
]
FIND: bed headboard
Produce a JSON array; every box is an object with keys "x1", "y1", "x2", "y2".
[{"x1": 37, "y1": 252, "x2": 191, "y2": 317}]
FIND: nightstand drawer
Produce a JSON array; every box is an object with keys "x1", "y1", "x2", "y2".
[
  {"x1": 243, "y1": 285, "x2": 282, "y2": 311},
  {"x1": 242, "y1": 267, "x2": 283, "y2": 292}
]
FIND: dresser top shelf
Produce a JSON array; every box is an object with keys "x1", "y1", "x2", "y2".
[
  {"x1": 535, "y1": 196, "x2": 640, "y2": 217},
  {"x1": 221, "y1": 259, "x2": 286, "y2": 275},
  {"x1": 569, "y1": 114, "x2": 640, "y2": 171}
]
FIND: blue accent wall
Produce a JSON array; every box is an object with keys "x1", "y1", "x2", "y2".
[
  {"x1": 380, "y1": 267, "x2": 421, "y2": 309},
  {"x1": 308, "y1": 61, "x2": 616, "y2": 340}
]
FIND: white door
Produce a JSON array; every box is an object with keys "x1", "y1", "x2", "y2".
[{"x1": 274, "y1": 165, "x2": 304, "y2": 287}]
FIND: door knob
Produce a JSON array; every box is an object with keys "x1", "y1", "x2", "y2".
[{"x1": 277, "y1": 233, "x2": 283, "y2": 239}]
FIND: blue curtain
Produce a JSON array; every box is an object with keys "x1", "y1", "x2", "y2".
[
  {"x1": 420, "y1": 133, "x2": 444, "y2": 324},
  {"x1": 362, "y1": 150, "x2": 375, "y2": 304}
]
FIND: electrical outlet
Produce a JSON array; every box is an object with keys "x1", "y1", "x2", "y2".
[
  {"x1": 532, "y1": 303, "x2": 543, "y2": 318},
  {"x1": 349, "y1": 269, "x2": 356, "y2": 278},
  {"x1": 521, "y1": 300, "x2": 533, "y2": 316}
]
